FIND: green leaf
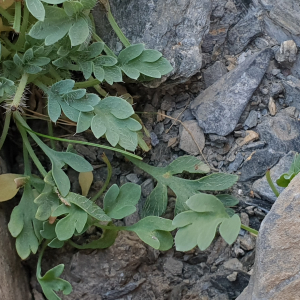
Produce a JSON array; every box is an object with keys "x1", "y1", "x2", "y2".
[
  {"x1": 0, "y1": 77, "x2": 15, "y2": 97},
  {"x1": 64, "y1": 192, "x2": 111, "y2": 222},
  {"x1": 118, "y1": 44, "x2": 145, "y2": 64},
  {"x1": 70, "y1": 227, "x2": 118, "y2": 249},
  {"x1": 173, "y1": 194, "x2": 241, "y2": 251},
  {"x1": 25, "y1": 0, "x2": 45, "y2": 21},
  {"x1": 142, "y1": 182, "x2": 168, "y2": 217},
  {"x1": 103, "y1": 183, "x2": 141, "y2": 219},
  {"x1": 38, "y1": 264, "x2": 72, "y2": 300},
  {"x1": 219, "y1": 214, "x2": 241, "y2": 245},
  {"x1": 8, "y1": 184, "x2": 43, "y2": 259},
  {"x1": 68, "y1": 16, "x2": 89, "y2": 47},
  {"x1": 40, "y1": 222, "x2": 65, "y2": 249},
  {"x1": 126, "y1": 216, "x2": 175, "y2": 250},
  {"x1": 86, "y1": 97, "x2": 142, "y2": 151},
  {"x1": 277, "y1": 153, "x2": 300, "y2": 187},
  {"x1": 125, "y1": 155, "x2": 235, "y2": 215},
  {"x1": 52, "y1": 204, "x2": 88, "y2": 241},
  {"x1": 216, "y1": 194, "x2": 239, "y2": 207},
  {"x1": 34, "y1": 176, "x2": 60, "y2": 221}
]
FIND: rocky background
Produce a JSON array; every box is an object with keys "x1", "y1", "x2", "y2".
[{"x1": 2, "y1": 0, "x2": 300, "y2": 299}]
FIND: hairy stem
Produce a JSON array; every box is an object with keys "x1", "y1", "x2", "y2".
[
  {"x1": 266, "y1": 169, "x2": 280, "y2": 197},
  {"x1": 16, "y1": 116, "x2": 48, "y2": 177},
  {"x1": 0, "y1": 6, "x2": 14, "y2": 23},
  {"x1": 0, "y1": 111, "x2": 11, "y2": 151},
  {"x1": 11, "y1": 73, "x2": 29, "y2": 109},
  {"x1": 93, "y1": 84, "x2": 108, "y2": 97},
  {"x1": 241, "y1": 224, "x2": 259, "y2": 236},
  {"x1": 74, "y1": 78, "x2": 100, "y2": 89},
  {"x1": 91, "y1": 153, "x2": 112, "y2": 202},
  {"x1": 13, "y1": 1, "x2": 22, "y2": 33},
  {"x1": 47, "y1": 121, "x2": 56, "y2": 150}
]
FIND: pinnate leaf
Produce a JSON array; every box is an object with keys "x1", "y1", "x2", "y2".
[
  {"x1": 38, "y1": 264, "x2": 72, "y2": 300},
  {"x1": 8, "y1": 184, "x2": 43, "y2": 259},
  {"x1": 173, "y1": 194, "x2": 241, "y2": 251}
]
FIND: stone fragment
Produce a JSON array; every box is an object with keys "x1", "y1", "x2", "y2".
[
  {"x1": 227, "y1": 9, "x2": 263, "y2": 55},
  {"x1": 179, "y1": 120, "x2": 205, "y2": 155},
  {"x1": 255, "y1": 111, "x2": 300, "y2": 153},
  {"x1": 161, "y1": 95, "x2": 175, "y2": 111},
  {"x1": 150, "y1": 132, "x2": 159, "y2": 147},
  {"x1": 239, "y1": 149, "x2": 283, "y2": 182},
  {"x1": 191, "y1": 49, "x2": 272, "y2": 136},
  {"x1": 237, "y1": 173, "x2": 300, "y2": 300},
  {"x1": 268, "y1": 97, "x2": 276, "y2": 116},
  {"x1": 126, "y1": 173, "x2": 140, "y2": 184},
  {"x1": 236, "y1": 131, "x2": 259, "y2": 147},
  {"x1": 240, "y1": 212, "x2": 250, "y2": 227},
  {"x1": 238, "y1": 233, "x2": 256, "y2": 251},
  {"x1": 203, "y1": 61, "x2": 227, "y2": 87},
  {"x1": 164, "y1": 257, "x2": 183, "y2": 276},
  {"x1": 282, "y1": 76, "x2": 300, "y2": 110},
  {"x1": 228, "y1": 152, "x2": 244, "y2": 172},
  {"x1": 252, "y1": 151, "x2": 296, "y2": 203},
  {"x1": 202, "y1": 24, "x2": 229, "y2": 53},
  {"x1": 243, "y1": 111, "x2": 258, "y2": 129},
  {"x1": 275, "y1": 40, "x2": 298, "y2": 68},
  {"x1": 223, "y1": 258, "x2": 243, "y2": 271},
  {"x1": 227, "y1": 272, "x2": 238, "y2": 282},
  {"x1": 242, "y1": 141, "x2": 266, "y2": 151},
  {"x1": 93, "y1": 0, "x2": 212, "y2": 82},
  {"x1": 141, "y1": 178, "x2": 154, "y2": 198}
]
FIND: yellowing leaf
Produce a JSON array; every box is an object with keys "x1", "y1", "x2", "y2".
[
  {"x1": 0, "y1": 0, "x2": 15, "y2": 9},
  {"x1": 0, "y1": 173, "x2": 22, "y2": 202},
  {"x1": 79, "y1": 171, "x2": 93, "y2": 196}
]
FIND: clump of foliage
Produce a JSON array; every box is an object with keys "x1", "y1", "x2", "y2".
[{"x1": 0, "y1": 0, "x2": 250, "y2": 299}]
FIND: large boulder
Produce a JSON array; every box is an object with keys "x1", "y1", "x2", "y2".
[
  {"x1": 237, "y1": 172, "x2": 300, "y2": 299},
  {"x1": 93, "y1": 0, "x2": 212, "y2": 83},
  {"x1": 0, "y1": 153, "x2": 31, "y2": 300}
]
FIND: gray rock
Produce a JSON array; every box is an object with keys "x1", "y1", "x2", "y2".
[
  {"x1": 252, "y1": 151, "x2": 296, "y2": 203},
  {"x1": 209, "y1": 134, "x2": 228, "y2": 143},
  {"x1": 275, "y1": 40, "x2": 298, "y2": 68},
  {"x1": 238, "y1": 233, "x2": 256, "y2": 251},
  {"x1": 237, "y1": 173, "x2": 300, "y2": 300},
  {"x1": 141, "y1": 178, "x2": 154, "y2": 198},
  {"x1": 291, "y1": 52, "x2": 300, "y2": 79},
  {"x1": 126, "y1": 173, "x2": 140, "y2": 184},
  {"x1": 243, "y1": 111, "x2": 258, "y2": 129},
  {"x1": 282, "y1": 76, "x2": 300, "y2": 110},
  {"x1": 223, "y1": 258, "x2": 243, "y2": 271},
  {"x1": 227, "y1": 9, "x2": 263, "y2": 55},
  {"x1": 255, "y1": 111, "x2": 300, "y2": 153},
  {"x1": 93, "y1": 0, "x2": 212, "y2": 82},
  {"x1": 191, "y1": 49, "x2": 273, "y2": 136},
  {"x1": 179, "y1": 120, "x2": 205, "y2": 155},
  {"x1": 270, "y1": 82, "x2": 284, "y2": 97},
  {"x1": 203, "y1": 61, "x2": 228, "y2": 87},
  {"x1": 150, "y1": 132, "x2": 159, "y2": 147},
  {"x1": 228, "y1": 152, "x2": 244, "y2": 172},
  {"x1": 239, "y1": 149, "x2": 283, "y2": 182}
]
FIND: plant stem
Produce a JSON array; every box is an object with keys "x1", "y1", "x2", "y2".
[
  {"x1": 266, "y1": 169, "x2": 280, "y2": 197},
  {"x1": 33, "y1": 79, "x2": 50, "y2": 93},
  {"x1": 47, "y1": 121, "x2": 56, "y2": 150},
  {"x1": 241, "y1": 224, "x2": 259, "y2": 236},
  {"x1": 93, "y1": 84, "x2": 108, "y2": 97},
  {"x1": 36, "y1": 240, "x2": 49, "y2": 279},
  {"x1": 1, "y1": 36, "x2": 19, "y2": 51},
  {"x1": 11, "y1": 73, "x2": 29, "y2": 109},
  {"x1": 13, "y1": 1, "x2": 22, "y2": 33},
  {"x1": 1, "y1": 44, "x2": 11, "y2": 58},
  {"x1": 16, "y1": 117, "x2": 48, "y2": 177},
  {"x1": 91, "y1": 153, "x2": 112, "y2": 202},
  {"x1": 0, "y1": 111, "x2": 11, "y2": 151},
  {"x1": 49, "y1": 66, "x2": 62, "y2": 82},
  {"x1": 22, "y1": 127, "x2": 143, "y2": 160},
  {"x1": 0, "y1": 6, "x2": 14, "y2": 23},
  {"x1": 74, "y1": 78, "x2": 100, "y2": 89},
  {"x1": 15, "y1": 4, "x2": 30, "y2": 50},
  {"x1": 100, "y1": 0, "x2": 131, "y2": 48},
  {"x1": 23, "y1": 140, "x2": 31, "y2": 176}
]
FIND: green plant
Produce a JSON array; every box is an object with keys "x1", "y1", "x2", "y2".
[
  {"x1": 0, "y1": 1, "x2": 255, "y2": 299},
  {"x1": 267, "y1": 152, "x2": 300, "y2": 197}
]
